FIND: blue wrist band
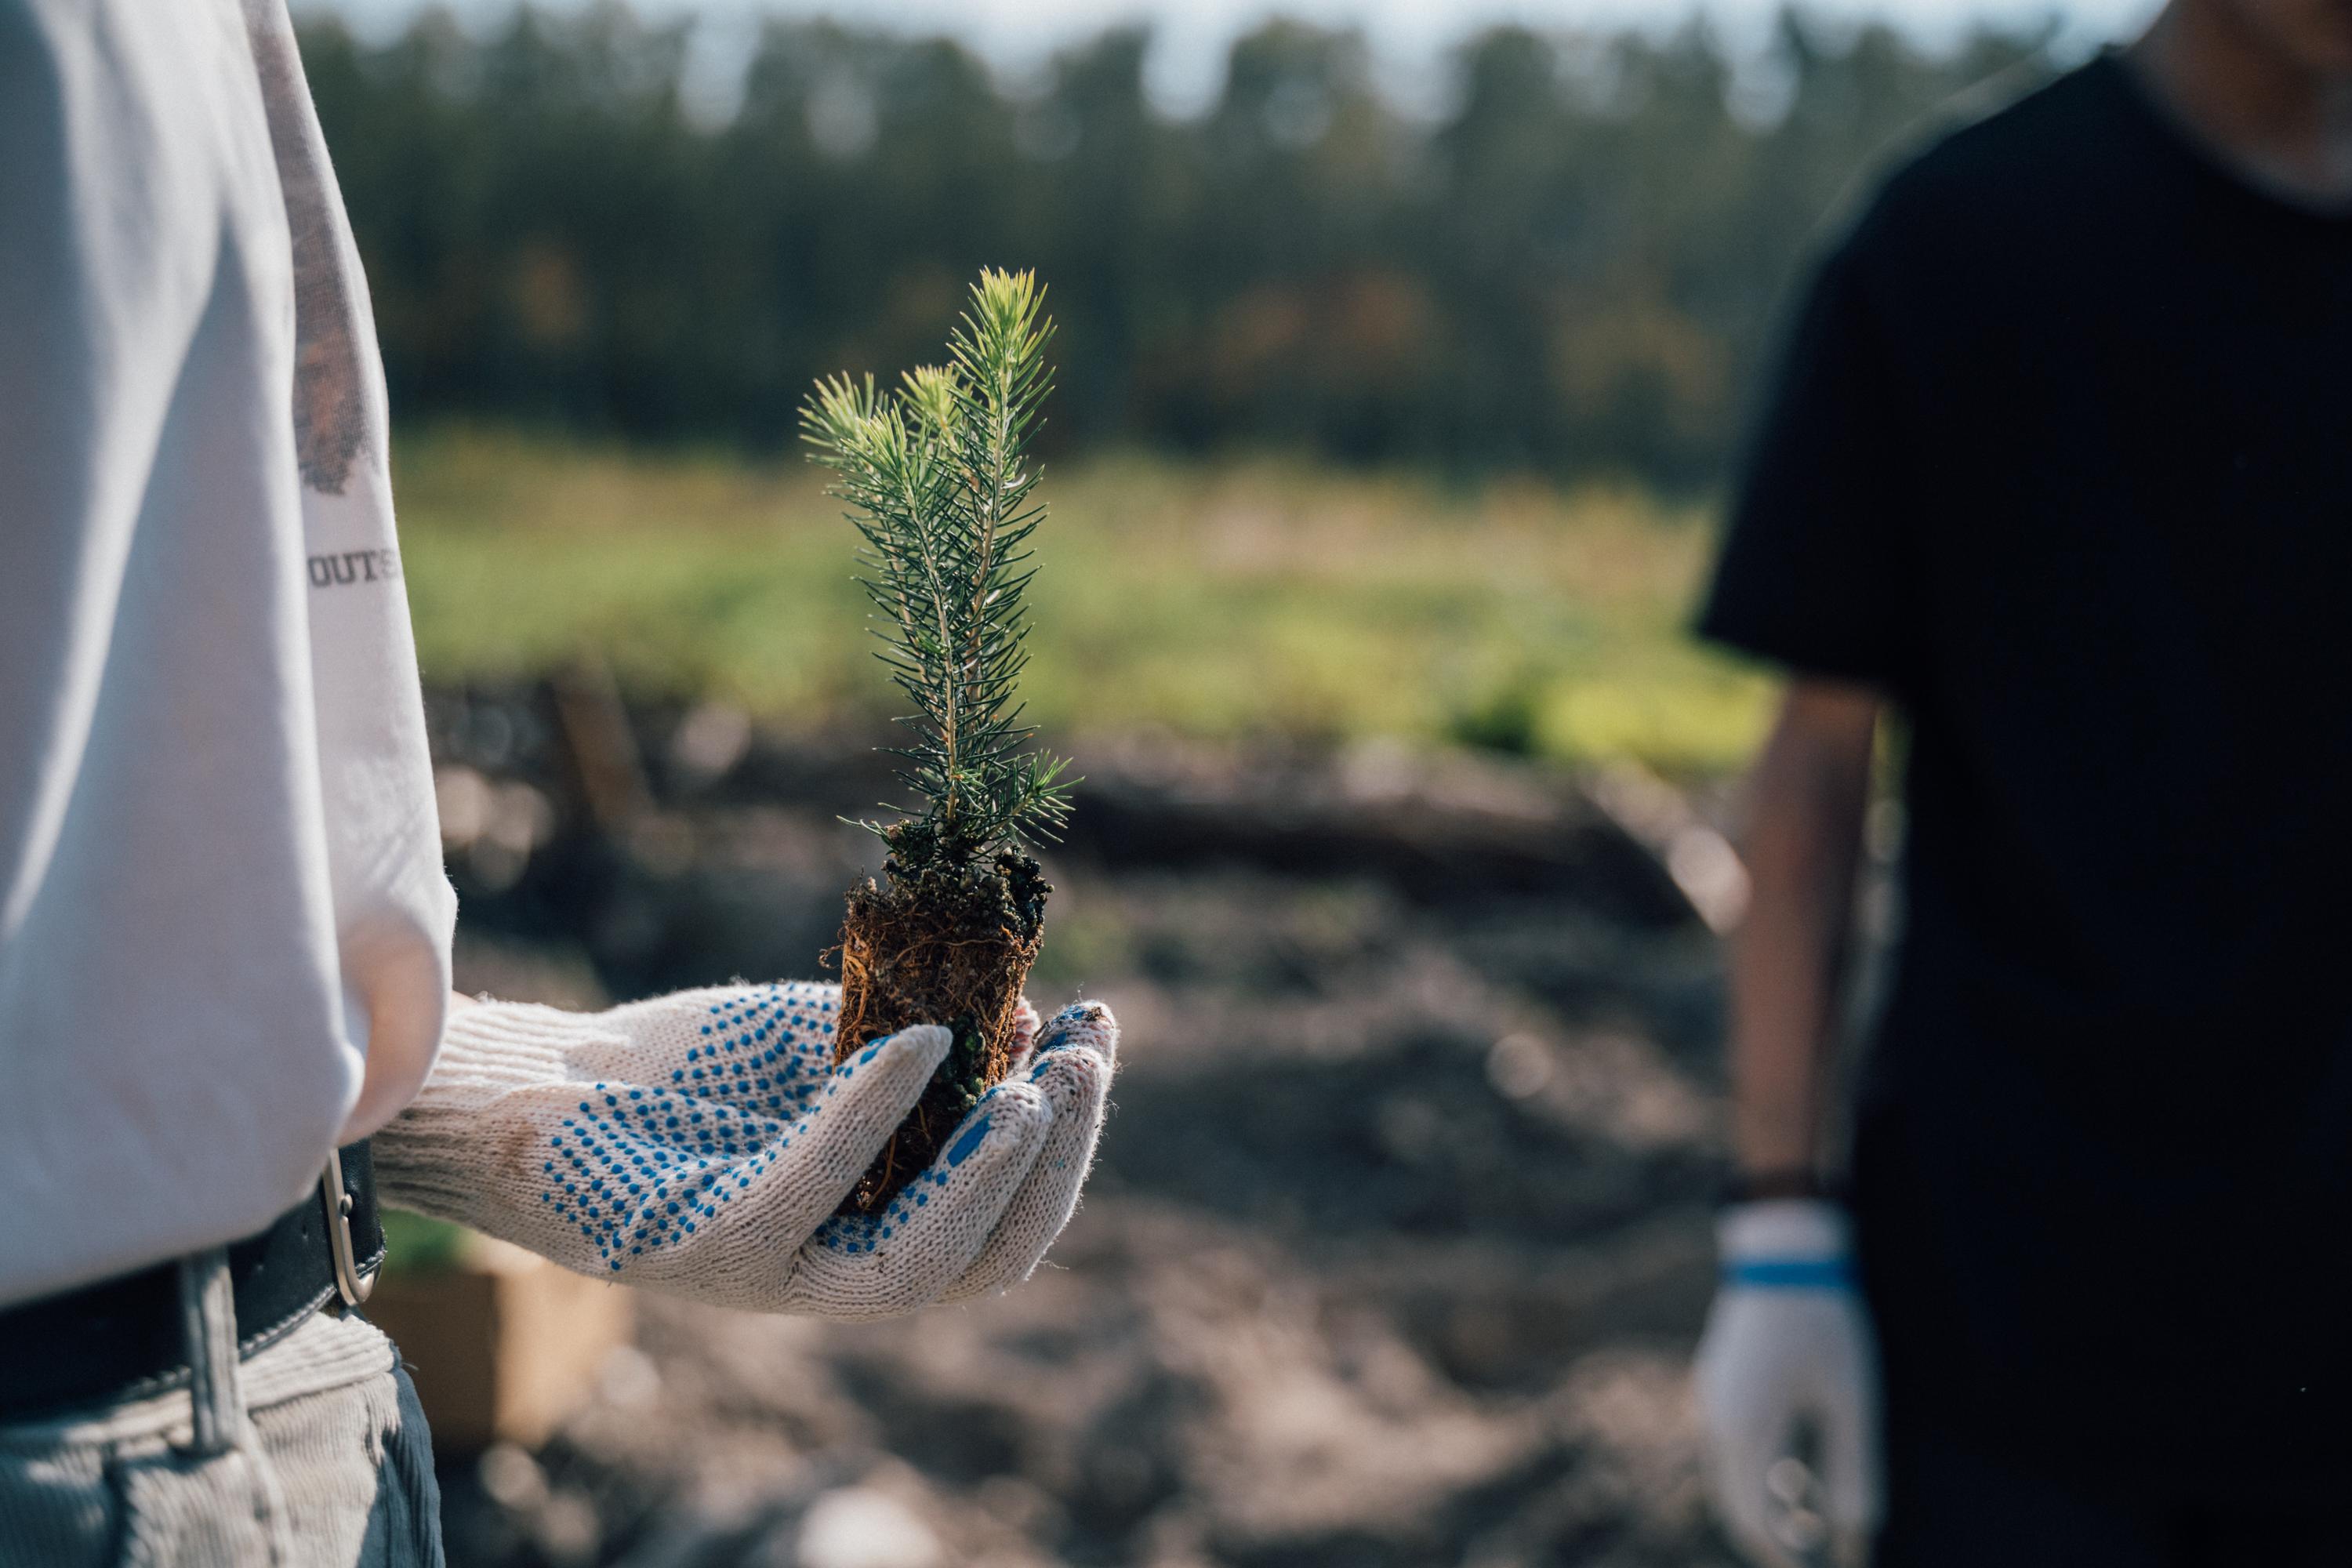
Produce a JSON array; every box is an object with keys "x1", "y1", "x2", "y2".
[{"x1": 1722, "y1": 1258, "x2": 1855, "y2": 1290}]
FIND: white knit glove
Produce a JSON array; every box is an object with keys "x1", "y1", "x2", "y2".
[
  {"x1": 375, "y1": 982, "x2": 1116, "y2": 1319},
  {"x1": 1693, "y1": 1200, "x2": 1883, "y2": 1568}
]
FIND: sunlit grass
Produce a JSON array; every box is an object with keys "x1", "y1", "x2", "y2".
[{"x1": 394, "y1": 427, "x2": 1775, "y2": 775}]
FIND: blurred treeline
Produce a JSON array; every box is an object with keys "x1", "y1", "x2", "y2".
[{"x1": 302, "y1": 6, "x2": 2053, "y2": 486}]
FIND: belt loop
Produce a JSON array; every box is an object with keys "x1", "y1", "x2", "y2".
[{"x1": 174, "y1": 1247, "x2": 245, "y2": 1457}]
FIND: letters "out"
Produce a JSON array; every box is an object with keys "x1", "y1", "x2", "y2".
[{"x1": 307, "y1": 549, "x2": 402, "y2": 588}]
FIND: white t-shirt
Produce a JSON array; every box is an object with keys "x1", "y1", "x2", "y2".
[{"x1": 0, "y1": 0, "x2": 454, "y2": 1305}]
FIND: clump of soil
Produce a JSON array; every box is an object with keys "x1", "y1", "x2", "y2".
[{"x1": 833, "y1": 835, "x2": 1050, "y2": 1211}]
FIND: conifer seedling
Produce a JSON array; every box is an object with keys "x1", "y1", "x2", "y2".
[{"x1": 800, "y1": 269, "x2": 1073, "y2": 1213}]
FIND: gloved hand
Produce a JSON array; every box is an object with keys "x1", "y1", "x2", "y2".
[
  {"x1": 375, "y1": 981, "x2": 1116, "y2": 1319},
  {"x1": 1693, "y1": 1199, "x2": 1883, "y2": 1568}
]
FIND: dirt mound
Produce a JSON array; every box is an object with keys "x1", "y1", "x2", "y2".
[{"x1": 423, "y1": 683, "x2": 1740, "y2": 1566}]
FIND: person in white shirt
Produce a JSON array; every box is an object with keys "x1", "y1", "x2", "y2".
[{"x1": 0, "y1": 2, "x2": 1115, "y2": 1560}]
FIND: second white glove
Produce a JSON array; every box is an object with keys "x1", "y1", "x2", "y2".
[{"x1": 1693, "y1": 1199, "x2": 1883, "y2": 1568}]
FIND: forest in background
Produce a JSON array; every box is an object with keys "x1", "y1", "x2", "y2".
[{"x1": 300, "y1": 6, "x2": 2058, "y2": 487}]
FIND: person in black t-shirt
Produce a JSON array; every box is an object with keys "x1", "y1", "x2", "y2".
[{"x1": 1688, "y1": 2, "x2": 2352, "y2": 1564}]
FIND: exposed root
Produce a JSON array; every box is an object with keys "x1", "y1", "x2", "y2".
[{"x1": 831, "y1": 848, "x2": 1048, "y2": 1212}]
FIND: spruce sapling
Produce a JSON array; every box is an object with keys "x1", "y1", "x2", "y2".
[{"x1": 800, "y1": 269, "x2": 1073, "y2": 1213}]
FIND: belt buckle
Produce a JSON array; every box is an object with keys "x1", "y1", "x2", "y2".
[{"x1": 318, "y1": 1149, "x2": 377, "y2": 1308}]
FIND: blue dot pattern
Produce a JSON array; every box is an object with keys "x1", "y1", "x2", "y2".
[
  {"x1": 1033, "y1": 1004, "x2": 1097, "y2": 1059},
  {"x1": 808, "y1": 1162, "x2": 957, "y2": 1257},
  {"x1": 533, "y1": 981, "x2": 884, "y2": 1275},
  {"x1": 804, "y1": 1007, "x2": 1104, "y2": 1261}
]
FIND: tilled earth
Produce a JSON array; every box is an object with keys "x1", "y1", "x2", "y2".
[{"x1": 423, "y1": 685, "x2": 1744, "y2": 1568}]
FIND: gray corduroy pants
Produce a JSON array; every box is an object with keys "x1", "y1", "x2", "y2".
[{"x1": 0, "y1": 1249, "x2": 443, "y2": 1566}]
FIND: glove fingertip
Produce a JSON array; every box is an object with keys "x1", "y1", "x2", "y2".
[
  {"x1": 1035, "y1": 1001, "x2": 1118, "y2": 1066},
  {"x1": 862, "y1": 1023, "x2": 953, "y2": 1072}
]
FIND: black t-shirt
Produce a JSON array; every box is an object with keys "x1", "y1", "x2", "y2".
[{"x1": 1701, "y1": 54, "x2": 2352, "y2": 1497}]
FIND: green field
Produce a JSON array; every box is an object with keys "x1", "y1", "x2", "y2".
[{"x1": 396, "y1": 429, "x2": 1775, "y2": 775}]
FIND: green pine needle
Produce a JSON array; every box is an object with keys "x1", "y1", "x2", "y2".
[{"x1": 800, "y1": 269, "x2": 1075, "y2": 861}]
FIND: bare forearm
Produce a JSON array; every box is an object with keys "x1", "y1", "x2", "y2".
[{"x1": 1726, "y1": 682, "x2": 1877, "y2": 1178}]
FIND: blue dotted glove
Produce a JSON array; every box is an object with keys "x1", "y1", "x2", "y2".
[{"x1": 376, "y1": 981, "x2": 1116, "y2": 1319}]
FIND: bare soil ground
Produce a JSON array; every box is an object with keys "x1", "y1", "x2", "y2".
[{"x1": 423, "y1": 683, "x2": 1742, "y2": 1568}]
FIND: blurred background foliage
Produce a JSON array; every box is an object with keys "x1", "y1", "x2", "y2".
[
  {"x1": 303, "y1": 5, "x2": 2056, "y2": 488},
  {"x1": 396, "y1": 430, "x2": 1769, "y2": 770}
]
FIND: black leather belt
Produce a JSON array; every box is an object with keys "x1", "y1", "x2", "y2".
[{"x1": 0, "y1": 1142, "x2": 384, "y2": 1422}]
